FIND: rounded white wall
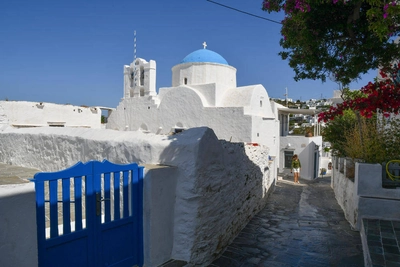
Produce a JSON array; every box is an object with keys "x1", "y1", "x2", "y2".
[
  {"x1": 158, "y1": 87, "x2": 205, "y2": 133},
  {"x1": 220, "y1": 85, "x2": 274, "y2": 118},
  {"x1": 172, "y1": 62, "x2": 236, "y2": 90}
]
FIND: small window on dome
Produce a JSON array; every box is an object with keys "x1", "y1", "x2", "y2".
[
  {"x1": 184, "y1": 78, "x2": 187, "y2": 85},
  {"x1": 260, "y1": 100, "x2": 263, "y2": 107}
]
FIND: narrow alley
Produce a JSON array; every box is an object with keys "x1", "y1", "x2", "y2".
[{"x1": 210, "y1": 176, "x2": 364, "y2": 267}]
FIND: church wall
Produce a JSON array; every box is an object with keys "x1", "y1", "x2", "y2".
[
  {"x1": 247, "y1": 85, "x2": 275, "y2": 118},
  {"x1": 172, "y1": 63, "x2": 236, "y2": 105},
  {"x1": 0, "y1": 101, "x2": 102, "y2": 129},
  {"x1": 158, "y1": 87, "x2": 205, "y2": 133},
  {"x1": 220, "y1": 85, "x2": 274, "y2": 118},
  {"x1": 106, "y1": 98, "x2": 159, "y2": 132},
  {"x1": 105, "y1": 101, "x2": 127, "y2": 131},
  {"x1": 202, "y1": 107, "x2": 252, "y2": 143},
  {"x1": 188, "y1": 83, "x2": 217, "y2": 106},
  {"x1": 123, "y1": 98, "x2": 159, "y2": 132}
]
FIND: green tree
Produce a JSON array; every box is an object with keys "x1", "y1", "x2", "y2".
[
  {"x1": 262, "y1": 0, "x2": 400, "y2": 85},
  {"x1": 322, "y1": 109, "x2": 358, "y2": 156}
]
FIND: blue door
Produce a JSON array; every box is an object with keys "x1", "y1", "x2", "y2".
[{"x1": 31, "y1": 160, "x2": 144, "y2": 267}]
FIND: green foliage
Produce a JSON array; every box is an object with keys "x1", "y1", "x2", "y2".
[
  {"x1": 291, "y1": 125, "x2": 314, "y2": 136},
  {"x1": 262, "y1": 0, "x2": 400, "y2": 85},
  {"x1": 322, "y1": 109, "x2": 357, "y2": 156},
  {"x1": 344, "y1": 116, "x2": 400, "y2": 163},
  {"x1": 324, "y1": 110, "x2": 400, "y2": 163}
]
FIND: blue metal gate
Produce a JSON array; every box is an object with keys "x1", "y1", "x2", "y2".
[{"x1": 31, "y1": 160, "x2": 144, "y2": 267}]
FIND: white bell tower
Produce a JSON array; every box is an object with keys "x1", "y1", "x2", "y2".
[{"x1": 123, "y1": 31, "x2": 156, "y2": 99}]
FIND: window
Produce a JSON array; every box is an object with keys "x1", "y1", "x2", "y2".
[
  {"x1": 260, "y1": 100, "x2": 262, "y2": 107},
  {"x1": 184, "y1": 78, "x2": 187, "y2": 85}
]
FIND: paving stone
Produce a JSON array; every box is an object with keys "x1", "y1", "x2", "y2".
[
  {"x1": 385, "y1": 252, "x2": 400, "y2": 262},
  {"x1": 383, "y1": 245, "x2": 400, "y2": 255},
  {"x1": 209, "y1": 177, "x2": 364, "y2": 266},
  {"x1": 210, "y1": 256, "x2": 241, "y2": 267},
  {"x1": 371, "y1": 253, "x2": 386, "y2": 265}
]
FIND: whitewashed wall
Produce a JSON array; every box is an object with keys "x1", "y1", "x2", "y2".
[
  {"x1": 171, "y1": 62, "x2": 237, "y2": 105},
  {"x1": 0, "y1": 101, "x2": 102, "y2": 129},
  {"x1": 0, "y1": 127, "x2": 275, "y2": 266},
  {"x1": 331, "y1": 157, "x2": 358, "y2": 228},
  {"x1": 279, "y1": 136, "x2": 323, "y2": 180},
  {"x1": 332, "y1": 158, "x2": 400, "y2": 230},
  {"x1": 320, "y1": 156, "x2": 332, "y2": 175},
  {"x1": 106, "y1": 84, "x2": 277, "y2": 147}
]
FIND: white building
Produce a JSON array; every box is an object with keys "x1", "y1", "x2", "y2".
[
  {"x1": 0, "y1": 101, "x2": 108, "y2": 129},
  {"x1": 272, "y1": 102, "x2": 323, "y2": 179},
  {"x1": 107, "y1": 45, "x2": 280, "y2": 161},
  {"x1": 107, "y1": 45, "x2": 322, "y2": 180}
]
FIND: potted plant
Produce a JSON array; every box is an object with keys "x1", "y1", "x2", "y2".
[{"x1": 320, "y1": 168, "x2": 327, "y2": 176}]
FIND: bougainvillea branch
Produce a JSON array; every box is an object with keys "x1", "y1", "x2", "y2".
[{"x1": 318, "y1": 64, "x2": 400, "y2": 122}]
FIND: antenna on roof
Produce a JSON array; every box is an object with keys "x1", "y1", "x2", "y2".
[
  {"x1": 284, "y1": 87, "x2": 288, "y2": 107},
  {"x1": 134, "y1": 30, "x2": 137, "y2": 61}
]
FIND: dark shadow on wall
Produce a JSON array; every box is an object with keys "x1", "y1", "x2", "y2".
[{"x1": 157, "y1": 127, "x2": 271, "y2": 265}]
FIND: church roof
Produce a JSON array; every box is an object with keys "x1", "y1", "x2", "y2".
[{"x1": 181, "y1": 49, "x2": 229, "y2": 65}]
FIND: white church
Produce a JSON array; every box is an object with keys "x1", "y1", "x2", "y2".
[
  {"x1": 106, "y1": 43, "x2": 323, "y2": 179},
  {"x1": 0, "y1": 43, "x2": 323, "y2": 179},
  {"x1": 107, "y1": 43, "x2": 279, "y2": 151}
]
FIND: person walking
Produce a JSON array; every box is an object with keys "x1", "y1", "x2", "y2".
[{"x1": 291, "y1": 154, "x2": 301, "y2": 184}]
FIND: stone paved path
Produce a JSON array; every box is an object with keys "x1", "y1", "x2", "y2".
[{"x1": 209, "y1": 176, "x2": 364, "y2": 267}]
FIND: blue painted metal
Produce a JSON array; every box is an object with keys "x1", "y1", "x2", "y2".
[{"x1": 31, "y1": 160, "x2": 144, "y2": 267}]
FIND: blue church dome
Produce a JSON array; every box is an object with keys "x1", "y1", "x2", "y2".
[{"x1": 181, "y1": 49, "x2": 229, "y2": 65}]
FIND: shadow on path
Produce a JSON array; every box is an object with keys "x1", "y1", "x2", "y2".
[{"x1": 209, "y1": 176, "x2": 363, "y2": 267}]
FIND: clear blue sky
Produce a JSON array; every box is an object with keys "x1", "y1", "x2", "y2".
[{"x1": 0, "y1": 0, "x2": 377, "y2": 108}]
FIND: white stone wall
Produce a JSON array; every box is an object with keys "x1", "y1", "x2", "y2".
[
  {"x1": 0, "y1": 101, "x2": 102, "y2": 129},
  {"x1": 331, "y1": 157, "x2": 358, "y2": 228},
  {"x1": 332, "y1": 158, "x2": 400, "y2": 230},
  {"x1": 176, "y1": 140, "x2": 273, "y2": 265},
  {"x1": 0, "y1": 127, "x2": 275, "y2": 266}
]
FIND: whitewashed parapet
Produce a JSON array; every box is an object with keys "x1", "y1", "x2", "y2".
[
  {"x1": 332, "y1": 157, "x2": 400, "y2": 230},
  {"x1": 182, "y1": 141, "x2": 272, "y2": 265},
  {"x1": 355, "y1": 162, "x2": 400, "y2": 229},
  {"x1": 331, "y1": 157, "x2": 358, "y2": 228},
  {"x1": 0, "y1": 101, "x2": 102, "y2": 129},
  {"x1": 0, "y1": 126, "x2": 274, "y2": 266}
]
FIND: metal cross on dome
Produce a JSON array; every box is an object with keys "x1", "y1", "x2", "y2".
[{"x1": 202, "y1": 41, "x2": 207, "y2": 49}]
